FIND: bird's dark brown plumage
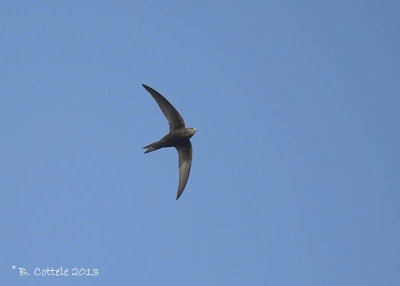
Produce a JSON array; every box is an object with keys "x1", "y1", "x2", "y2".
[{"x1": 142, "y1": 84, "x2": 196, "y2": 200}]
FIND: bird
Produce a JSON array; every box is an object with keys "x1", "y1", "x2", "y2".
[{"x1": 142, "y1": 84, "x2": 196, "y2": 200}]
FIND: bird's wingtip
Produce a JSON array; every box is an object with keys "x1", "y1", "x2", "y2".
[{"x1": 176, "y1": 190, "x2": 185, "y2": 200}]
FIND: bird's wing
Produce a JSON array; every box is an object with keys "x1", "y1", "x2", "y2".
[
  {"x1": 175, "y1": 141, "x2": 193, "y2": 200},
  {"x1": 142, "y1": 84, "x2": 185, "y2": 131}
]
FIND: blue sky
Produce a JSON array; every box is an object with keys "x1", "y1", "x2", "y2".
[{"x1": 1, "y1": 0, "x2": 399, "y2": 285}]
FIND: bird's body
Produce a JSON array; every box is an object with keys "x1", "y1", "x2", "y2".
[
  {"x1": 144, "y1": 128, "x2": 196, "y2": 153},
  {"x1": 142, "y1": 84, "x2": 196, "y2": 200}
]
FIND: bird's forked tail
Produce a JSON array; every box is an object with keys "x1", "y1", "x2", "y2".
[{"x1": 143, "y1": 142, "x2": 159, "y2": 154}]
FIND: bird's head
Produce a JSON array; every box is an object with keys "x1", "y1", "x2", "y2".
[{"x1": 187, "y1": 127, "x2": 197, "y2": 136}]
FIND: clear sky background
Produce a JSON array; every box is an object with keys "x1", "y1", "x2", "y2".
[{"x1": 1, "y1": 1, "x2": 399, "y2": 285}]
